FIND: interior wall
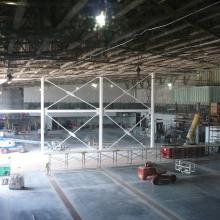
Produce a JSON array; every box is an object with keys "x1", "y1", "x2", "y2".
[
  {"x1": 23, "y1": 83, "x2": 139, "y2": 103},
  {"x1": 24, "y1": 83, "x2": 174, "y2": 106},
  {"x1": 0, "y1": 87, "x2": 23, "y2": 109}
]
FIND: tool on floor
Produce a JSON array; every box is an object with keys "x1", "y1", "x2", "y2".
[{"x1": 138, "y1": 161, "x2": 176, "y2": 185}]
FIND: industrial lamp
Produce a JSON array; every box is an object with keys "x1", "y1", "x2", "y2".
[
  {"x1": 7, "y1": 72, "x2": 13, "y2": 84},
  {"x1": 95, "y1": 11, "x2": 106, "y2": 28},
  {"x1": 167, "y1": 82, "x2": 172, "y2": 90}
]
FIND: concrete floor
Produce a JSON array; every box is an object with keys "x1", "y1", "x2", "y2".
[
  {"x1": 0, "y1": 172, "x2": 72, "y2": 220},
  {"x1": 1, "y1": 159, "x2": 220, "y2": 220}
]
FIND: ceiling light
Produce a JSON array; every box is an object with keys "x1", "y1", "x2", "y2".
[
  {"x1": 110, "y1": 84, "x2": 114, "y2": 88},
  {"x1": 167, "y1": 82, "x2": 172, "y2": 90},
  {"x1": 91, "y1": 83, "x2": 98, "y2": 88},
  {"x1": 95, "y1": 11, "x2": 106, "y2": 28},
  {"x1": 5, "y1": 1, "x2": 17, "y2": 5}
]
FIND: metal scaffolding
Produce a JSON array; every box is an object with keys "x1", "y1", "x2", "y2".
[
  {"x1": 42, "y1": 74, "x2": 155, "y2": 169},
  {"x1": 0, "y1": 73, "x2": 155, "y2": 169}
]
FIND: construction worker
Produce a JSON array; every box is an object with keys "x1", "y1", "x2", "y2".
[{"x1": 45, "y1": 162, "x2": 50, "y2": 175}]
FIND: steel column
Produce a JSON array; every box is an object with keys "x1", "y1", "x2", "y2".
[
  {"x1": 41, "y1": 77, "x2": 45, "y2": 152},
  {"x1": 150, "y1": 72, "x2": 155, "y2": 148},
  {"x1": 99, "y1": 76, "x2": 103, "y2": 150}
]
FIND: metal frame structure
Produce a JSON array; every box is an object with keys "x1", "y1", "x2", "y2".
[
  {"x1": 1, "y1": 73, "x2": 156, "y2": 169},
  {"x1": 43, "y1": 74, "x2": 153, "y2": 151},
  {"x1": 46, "y1": 147, "x2": 158, "y2": 170},
  {"x1": 43, "y1": 73, "x2": 155, "y2": 169}
]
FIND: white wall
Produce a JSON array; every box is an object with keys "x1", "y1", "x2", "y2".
[
  {"x1": 0, "y1": 88, "x2": 23, "y2": 109},
  {"x1": 24, "y1": 82, "x2": 144, "y2": 103},
  {"x1": 155, "y1": 113, "x2": 176, "y2": 131},
  {"x1": 24, "y1": 81, "x2": 173, "y2": 105},
  {"x1": 132, "y1": 86, "x2": 172, "y2": 104}
]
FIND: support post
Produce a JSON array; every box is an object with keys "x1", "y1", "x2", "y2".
[
  {"x1": 150, "y1": 73, "x2": 155, "y2": 148},
  {"x1": 99, "y1": 76, "x2": 103, "y2": 150},
  {"x1": 41, "y1": 77, "x2": 45, "y2": 152}
]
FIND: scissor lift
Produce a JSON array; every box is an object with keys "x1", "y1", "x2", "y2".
[{"x1": 175, "y1": 160, "x2": 196, "y2": 174}]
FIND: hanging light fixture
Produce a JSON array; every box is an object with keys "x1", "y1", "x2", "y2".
[
  {"x1": 95, "y1": 11, "x2": 106, "y2": 28},
  {"x1": 7, "y1": 73, "x2": 13, "y2": 84},
  {"x1": 91, "y1": 83, "x2": 98, "y2": 88},
  {"x1": 167, "y1": 82, "x2": 172, "y2": 90},
  {"x1": 6, "y1": 60, "x2": 13, "y2": 84},
  {"x1": 7, "y1": 72, "x2": 13, "y2": 81},
  {"x1": 136, "y1": 65, "x2": 141, "y2": 78}
]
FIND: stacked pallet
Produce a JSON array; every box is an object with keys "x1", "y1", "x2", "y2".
[{"x1": 9, "y1": 174, "x2": 24, "y2": 190}]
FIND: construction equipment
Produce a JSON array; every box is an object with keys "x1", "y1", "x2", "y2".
[
  {"x1": 0, "y1": 165, "x2": 11, "y2": 176},
  {"x1": 0, "y1": 164, "x2": 11, "y2": 185},
  {"x1": 186, "y1": 113, "x2": 200, "y2": 144},
  {"x1": 160, "y1": 113, "x2": 208, "y2": 159},
  {"x1": 160, "y1": 144, "x2": 206, "y2": 159},
  {"x1": 0, "y1": 137, "x2": 25, "y2": 153},
  {"x1": 138, "y1": 162, "x2": 176, "y2": 185}
]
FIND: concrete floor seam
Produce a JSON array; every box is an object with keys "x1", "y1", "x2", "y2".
[
  {"x1": 47, "y1": 175, "x2": 82, "y2": 220},
  {"x1": 100, "y1": 168, "x2": 183, "y2": 220}
]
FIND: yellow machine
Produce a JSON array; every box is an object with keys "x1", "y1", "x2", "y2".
[{"x1": 186, "y1": 113, "x2": 200, "y2": 144}]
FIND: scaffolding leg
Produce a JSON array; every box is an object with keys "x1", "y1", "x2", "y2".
[
  {"x1": 82, "y1": 152, "x2": 86, "y2": 168},
  {"x1": 97, "y1": 152, "x2": 99, "y2": 168},
  {"x1": 141, "y1": 148, "x2": 144, "y2": 163},
  {"x1": 112, "y1": 151, "x2": 114, "y2": 166},
  {"x1": 65, "y1": 154, "x2": 68, "y2": 169},
  {"x1": 127, "y1": 151, "x2": 130, "y2": 165}
]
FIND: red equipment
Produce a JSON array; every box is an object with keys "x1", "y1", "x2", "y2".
[
  {"x1": 138, "y1": 162, "x2": 176, "y2": 185},
  {"x1": 160, "y1": 144, "x2": 206, "y2": 159}
]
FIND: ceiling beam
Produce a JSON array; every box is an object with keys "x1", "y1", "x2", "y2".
[
  {"x1": 152, "y1": 0, "x2": 220, "y2": 40},
  {"x1": 64, "y1": 0, "x2": 148, "y2": 52},
  {"x1": 58, "y1": 0, "x2": 150, "y2": 70},
  {"x1": 115, "y1": 0, "x2": 146, "y2": 18},
  {"x1": 36, "y1": 0, "x2": 88, "y2": 55},
  {"x1": 56, "y1": 0, "x2": 88, "y2": 30},
  {"x1": 8, "y1": 2, "x2": 26, "y2": 54}
]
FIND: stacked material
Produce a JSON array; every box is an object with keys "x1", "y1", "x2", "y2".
[{"x1": 9, "y1": 174, "x2": 24, "y2": 190}]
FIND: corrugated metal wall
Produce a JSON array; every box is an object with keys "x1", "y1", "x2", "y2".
[
  {"x1": 172, "y1": 86, "x2": 220, "y2": 104},
  {"x1": 196, "y1": 68, "x2": 220, "y2": 86},
  {"x1": 210, "y1": 86, "x2": 220, "y2": 102},
  {"x1": 155, "y1": 86, "x2": 172, "y2": 104}
]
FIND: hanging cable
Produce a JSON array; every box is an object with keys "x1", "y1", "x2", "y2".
[
  {"x1": 90, "y1": 1, "x2": 220, "y2": 58},
  {"x1": 40, "y1": 0, "x2": 220, "y2": 83},
  {"x1": 61, "y1": 0, "x2": 220, "y2": 70}
]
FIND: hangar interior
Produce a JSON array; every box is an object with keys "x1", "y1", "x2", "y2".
[{"x1": 0, "y1": 1, "x2": 220, "y2": 220}]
